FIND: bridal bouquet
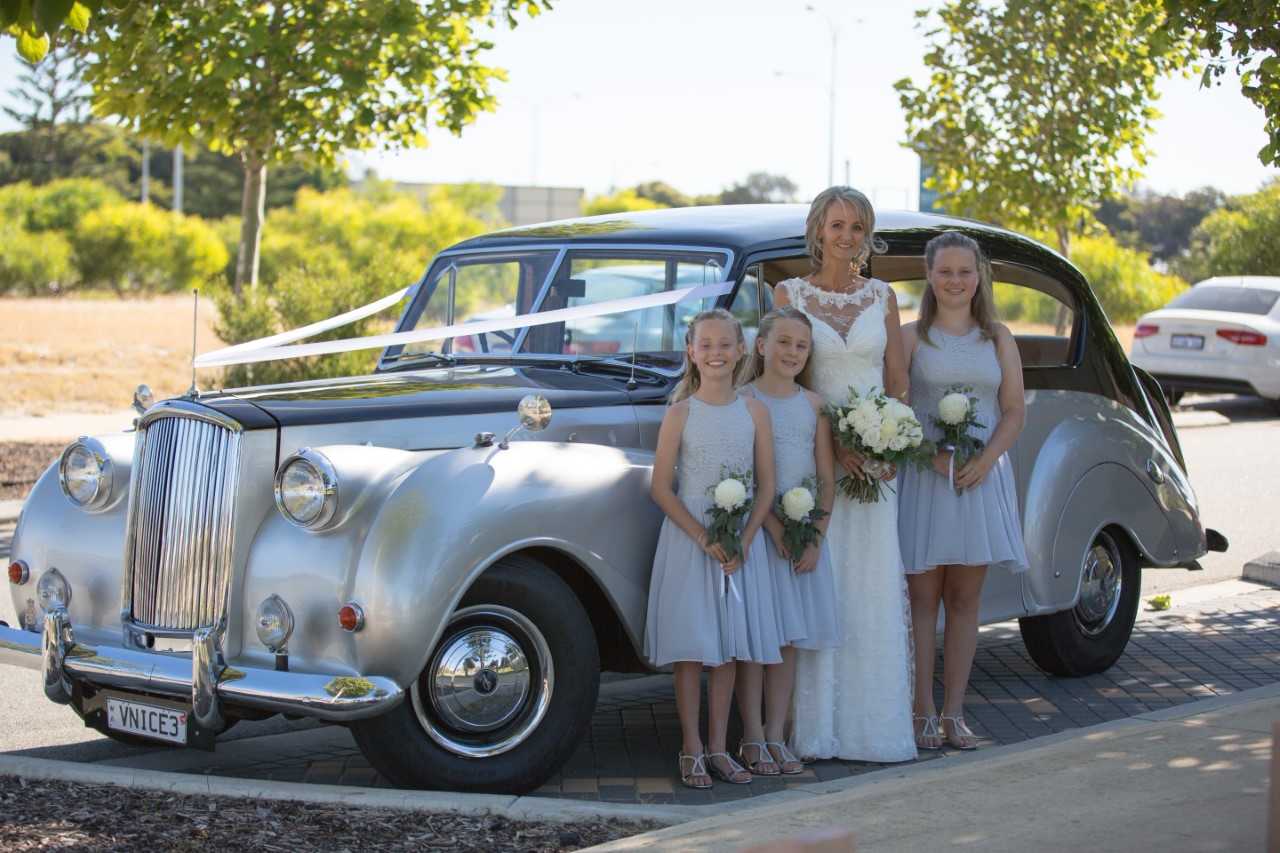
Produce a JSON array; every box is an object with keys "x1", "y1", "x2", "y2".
[
  {"x1": 829, "y1": 387, "x2": 929, "y2": 503},
  {"x1": 934, "y1": 386, "x2": 985, "y2": 492},
  {"x1": 775, "y1": 477, "x2": 829, "y2": 563},
  {"x1": 705, "y1": 468, "x2": 754, "y2": 561}
]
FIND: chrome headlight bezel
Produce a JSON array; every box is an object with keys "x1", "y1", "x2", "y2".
[
  {"x1": 255, "y1": 593, "x2": 295, "y2": 652},
  {"x1": 37, "y1": 567, "x2": 72, "y2": 612},
  {"x1": 273, "y1": 448, "x2": 339, "y2": 530},
  {"x1": 57, "y1": 437, "x2": 113, "y2": 511}
]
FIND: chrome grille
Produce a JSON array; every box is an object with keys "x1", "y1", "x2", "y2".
[{"x1": 126, "y1": 413, "x2": 241, "y2": 631}]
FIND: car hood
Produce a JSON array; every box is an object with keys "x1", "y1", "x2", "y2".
[{"x1": 197, "y1": 363, "x2": 636, "y2": 428}]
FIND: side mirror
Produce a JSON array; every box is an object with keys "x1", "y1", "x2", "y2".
[
  {"x1": 132, "y1": 384, "x2": 155, "y2": 416},
  {"x1": 500, "y1": 394, "x2": 553, "y2": 449}
]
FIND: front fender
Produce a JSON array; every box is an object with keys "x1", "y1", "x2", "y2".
[{"x1": 351, "y1": 441, "x2": 659, "y2": 687}]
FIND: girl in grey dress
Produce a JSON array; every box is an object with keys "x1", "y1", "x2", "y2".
[
  {"x1": 898, "y1": 231, "x2": 1029, "y2": 752},
  {"x1": 734, "y1": 307, "x2": 841, "y2": 776},
  {"x1": 644, "y1": 308, "x2": 783, "y2": 788}
]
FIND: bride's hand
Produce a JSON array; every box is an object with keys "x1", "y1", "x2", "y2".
[{"x1": 835, "y1": 444, "x2": 866, "y2": 475}]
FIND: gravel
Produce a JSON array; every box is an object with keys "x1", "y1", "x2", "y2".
[
  {"x1": 0, "y1": 775, "x2": 655, "y2": 851},
  {"x1": 0, "y1": 442, "x2": 62, "y2": 500}
]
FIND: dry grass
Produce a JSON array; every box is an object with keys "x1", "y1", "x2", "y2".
[
  {"x1": 0, "y1": 295, "x2": 225, "y2": 415},
  {"x1": 0, "y1": 296, "x2": 1139, "y2": 416}
]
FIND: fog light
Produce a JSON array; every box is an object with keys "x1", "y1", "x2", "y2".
[
  {"x1": 8, "y1": 560, "x2": 29, "y2": 585},
  {"x1": 255, "y1": 594, "x2": 295, "y2": 652},
  {"x1": 36, "y1": 568, "x2": 71, "y2": 611},
  {"x1": 338, "y1": 602, "x2": 365, "y2": 632}
]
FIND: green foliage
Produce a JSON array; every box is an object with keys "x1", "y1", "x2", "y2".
[
  {"x1": 2, "y1": 1, "x2": 97, "y2": 62},
  {"x1": 1176, "y1": 180, "x2": 1280, "y2": 282},
  {"x1": 1096, "y1": 186, "x2": 1226, "y2": 261},
  {"x1": 1070, "y1": 231, "x2": 1188, "y2": 323},
  {"x1": 718, "y1": 172, "x2": 798, "y2": 205},
  {"x1": 71, "y1": 203, "x2": 229, "y2": 295},
  {"x1": 0, "y1": 222, "x2": 72, "y2": 294},
  {"x1": 583, "y1": 189, "x2": 664, "y2": 216},
  {"x1": 895, "y1": 0, "x2": 1195, "y2": 255},
  {"x1": 214, "y1": 185, "x2": 497, "y2": 386},
  {"x1": 0, "y1": 122, "x2": 138, "y2": 192},
  {"x1": 20, "y1": 176, "x2": 122, "y2": 231},
  {"x1": 81, "y1": 0, "x2": 551, "y2": 290},
  {"x1": 1163, "y1": 1, "x2": 1280, "y2": 165}
]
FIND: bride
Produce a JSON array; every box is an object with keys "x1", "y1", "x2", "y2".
[{"x1": 774, "y1": 186, "x2": 917, "y2": 762}]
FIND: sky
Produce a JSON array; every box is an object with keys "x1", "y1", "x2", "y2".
[{"x1": 2, "y1": 0, "x2": 1277, "y2": 208}]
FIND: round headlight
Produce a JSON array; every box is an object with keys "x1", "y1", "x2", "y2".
[
  {"x1": 58, "y1": 439, "x2": 112, "y2": 510},
  {"x1": 37, "y1": 567, "x2": 72, "y2": 612},
  {"x1": 274, "y1": 449, "x2": 338, "y2": 529},
  {"x1": 255, "y1": 594, "x2": 295, "y2": 652}
]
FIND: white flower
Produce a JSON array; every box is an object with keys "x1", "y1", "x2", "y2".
[
  {"x1": 714, "y1": 477, "x2": 748, "y2": 511},
  {"x1": 887, "y1": 399, "x2": 915, "y2": 423},
  {"x1": 938, "y1": 392, "x2": 971, "y2": 425},
  {"x1": 879, "y1": 417, "x2": 899, "y2": 444},
  {"x1": 854, "y1": 399, "x2": 879, "y2": 423},
  {"x1": 781, "y1": 486, "x2": 815, "y2": 522},
  {"x1": 888, "y1": 433, "x2": 909, "y2": 452}
]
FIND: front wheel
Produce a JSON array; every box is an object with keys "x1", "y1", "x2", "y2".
[
  {"x1": 1018, "y1": 529, "x2": 1140, "y2": 676},
  {"x1": 351, "y1": 555, "x2": 599, "y2": 793}
]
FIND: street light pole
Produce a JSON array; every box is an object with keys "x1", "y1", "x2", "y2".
[{"x1": 806, "y1": 5, "x2": 838, "y2": 186}]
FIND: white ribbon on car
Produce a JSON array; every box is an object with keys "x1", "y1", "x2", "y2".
[{"x1": 194, "y1": 280, "x2": 735, "y2": 368}]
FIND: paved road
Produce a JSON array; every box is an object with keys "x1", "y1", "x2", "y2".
[{"x1": 0, "y1": 393, "x2": 1274, "y2": 765}]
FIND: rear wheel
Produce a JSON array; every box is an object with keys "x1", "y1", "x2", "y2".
[
  {"x1": 1018, "y1": 529, "x2": 1140, "y2": 676},
  {"x1": 351, "y1": 555, "x2": 599, "y2": 793}
]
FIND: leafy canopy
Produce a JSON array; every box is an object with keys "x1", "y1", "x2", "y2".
[
  {"x1": 2, "y1": 0, "x2": 99, "y2": 62},
  {"x1": 1177, "y1": 180, "x2": 1280, "y2": 282},
  {"x1": 83, "y1": 1, "x2": 550, "y2": 169},
  {"x1": 894, "y1": 0, "x2": 1195, "y2": 254},
  {"x1": 1163, "y1": 0, "x2": 1280, "y2": 165}
]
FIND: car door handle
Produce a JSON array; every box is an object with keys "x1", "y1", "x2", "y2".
[{"x1": 1145, "y1": 459, "x2": 1165, "y2": 485}]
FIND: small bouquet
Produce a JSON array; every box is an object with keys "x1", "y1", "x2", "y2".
[
  {"x1": 933, "y1": 386, "x2": 985, "y2": 492},
  {"x1": 829, "y1": 387, "x2": 929, "y2": 503},
  {"x1": 705, "y1": 467, "x2": 754, "y2": 561},
  {"x1": 775, "y1": 477, "x2": 829, "y2": 564}
]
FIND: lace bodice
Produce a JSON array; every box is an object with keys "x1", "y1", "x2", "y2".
[
  {"x1": 677, "y1": 396, "x2": 755, "y2": 508},
  {"x1": 909, "y1": 326, "x2": 1002, "y2": 444},
  {"x1": 742, "y1": 384, "x2": 816, "y2": 493},
  {"x1": 779, "y1": 277, "x2": 890, "y2": 402}
]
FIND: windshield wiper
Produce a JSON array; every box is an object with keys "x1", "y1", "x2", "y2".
[
  {"x1": 568, "y1": 355, "x2": 673, "y2": 386},
  {"x1": 380, "y1": 351, "x2": 457, "y2": 371}
]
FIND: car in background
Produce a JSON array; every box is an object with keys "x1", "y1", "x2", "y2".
[{"x1": 1129, "y1": 276, "x2": 1280, "y2": 409}]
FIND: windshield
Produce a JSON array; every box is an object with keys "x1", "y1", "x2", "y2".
[
  {"x1": 386, "y1": 247, "x2": 734, "y2": 365},
  {"x1": 1168, "y1": 286, "x2": 1279, "y2": 315}
]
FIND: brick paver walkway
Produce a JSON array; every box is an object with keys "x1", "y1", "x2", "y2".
[{"x1": 122, "y1": 590, "x2": 1280, "y2": 806}]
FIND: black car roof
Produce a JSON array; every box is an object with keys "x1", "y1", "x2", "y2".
[{"x1": 448, "y1": 204, "x2": 1041, "y2": 257}]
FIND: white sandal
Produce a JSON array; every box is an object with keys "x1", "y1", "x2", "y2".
[
  {"x1": 914, "y1": 714, "x2": 943, "y2": 750},
  {"x1": 764, "y1": 741, "x2": 805, "y2": 775},
  {"x1": 678, "y1": 752, "x2": 712, "y2": 789},
  {"x1": 940, "y1": 714, "x2": 979, "y2": 750}
]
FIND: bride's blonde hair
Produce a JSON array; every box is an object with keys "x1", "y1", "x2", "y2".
[{"x1": 805, "y1": 186, "x2": 888, "y2": 273}]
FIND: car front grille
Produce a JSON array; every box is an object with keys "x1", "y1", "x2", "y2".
[{"x1": 125, "y1": 412, "x2": 241, "y2": 631}]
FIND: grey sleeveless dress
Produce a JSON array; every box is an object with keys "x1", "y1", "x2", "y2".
[
  {"x1": 644, "y1": 395, "x2": 784, "y2": 667},
  {"x1": 897, "y1": 326, "x2": 1029, "y2": 575},
  {"x1": 742, "y1": 383, "x2": 841, "y2": 651}
]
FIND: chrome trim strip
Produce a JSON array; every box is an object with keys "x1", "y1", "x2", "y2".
[{"x1": 139, "y1": 400, "x2": 245, "y2": 433}]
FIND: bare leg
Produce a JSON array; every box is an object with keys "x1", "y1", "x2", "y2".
[
  {"x1": 673, "y1": 662, "x2": 710, "y2": 785},
  {"x1": 707, "y1": 662, "x2": 750, "y2": 782},
  {"x1": 941, "y1": 565, "x2": 987, "y2": 749},
  {"x1": 735, "y1": 661, "x2": 778, "y2": 773},
  {"x1": 763, "y1": 646, "x2": 802, "y2": 772},
  {"x1": 908, "y1": 567, "x2": 945, "y2": 749}
]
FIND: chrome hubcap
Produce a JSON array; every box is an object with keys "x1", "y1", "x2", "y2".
[
  {"x1": 1074, "y1": 533, "x2": 1123, "y2": 637},
  {"x1": 411, "y1": 605, "x2": 554, "y2": 758}
]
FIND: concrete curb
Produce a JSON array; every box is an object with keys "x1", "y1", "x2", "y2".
[
  {"x1": 1243, "y1": 551, "x2": 1280, "y2": 588},
  {"x1": 0, "y1": 753, "x2": 697, "y2": 826},
  {"x1": 0, "y1": 500, "x2": 22, "y2": 523},
  {"x1": 1170, "y1": 409, "x2": 1231, "y2": 429},
  {"x1": 588, "y1": 682, "x2": 1280, "y2": 849}
]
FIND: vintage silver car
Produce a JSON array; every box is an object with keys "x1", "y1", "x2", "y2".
[{"x1": 1, "y1": 206, "x2": 1226, "y2": 793}]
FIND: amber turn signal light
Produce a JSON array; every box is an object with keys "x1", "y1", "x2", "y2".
[
  {"x1": 338, "y1": 602, "x2": 365, "y2": 632},
  {"x1": 8, "y1": 561, "x2": 29, "y2": 585}
]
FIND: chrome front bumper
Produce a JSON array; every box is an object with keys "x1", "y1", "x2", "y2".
[{"x1": 0, "y1": 611, "x2": 403, "y2": 725}]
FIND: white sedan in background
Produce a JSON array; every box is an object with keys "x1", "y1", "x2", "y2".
[{"x1": 1129, "y1": 275, "x2": 1280, "y2": 410}]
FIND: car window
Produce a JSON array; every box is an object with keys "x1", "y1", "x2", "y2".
[
  {"x1": 732, "y1": 265, "x2": 764, "y2": 347},
  {"x1": 521, "y1": 251, "x2": 727, "y2": 356},
  {"x1": 1167, "y1": 286, "x2": 1279, "y2": 315}
]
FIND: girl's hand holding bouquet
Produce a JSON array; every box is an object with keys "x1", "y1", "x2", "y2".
[
  {"x1": 933, "y1": 386, "x2": 986, "y2": 493},
  {"x1": 775, "y1": 479, "x2": 828, "y2": 573},
  {"x1": 706, "y1": 469, "x2": 753, "y2": 576},
  {"x1": 828, "y1": 387, "x2": 931, "y2": 503}
]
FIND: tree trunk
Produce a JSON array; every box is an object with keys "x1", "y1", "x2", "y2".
[
  {"x1": 1054, "y1": 224, "x2": 1072, "y2": 336},
  {"x1": 234, "y1": 155, "x2": 268, "y2": 296}
]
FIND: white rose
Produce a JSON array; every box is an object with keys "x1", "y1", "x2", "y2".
[
  {"x1": 855, "y1": 399, "x2": 879, "y2": 422},
  {"x1": 938, "y1": 393, "x2": 971, "y2": 425},
  {"x1": 879, "y1": 417, "x2": 899, "y2": 444},
  {"x1": 890, "y1": 400, "x2": 916, "y2": 423},
  {"x1": 781, "y1": 487, "x2": 815, "y2": 522},
  {"x1": 714, "y1": 477, "x2": 748, "y2": 511},
  {"x1": 888, "y1": 433, "x2": 909, "y2": 452}
]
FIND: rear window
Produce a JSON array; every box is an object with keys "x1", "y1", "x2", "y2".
[{"x1": 1168, "y1": 286, "x2": 1280, "y2": 315}]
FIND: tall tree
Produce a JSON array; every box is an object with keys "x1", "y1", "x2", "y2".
[
  {"x1": 81, "y1": 1, "x2": 550, "y2": 294},
  {"x1": 894, "y1": 0, "x2": 1194, "y2": 259},
  {"x1": 1096, "y1": 186, "x2": 1226, "y2": 262},
  {"x1": 1163, "y1": 1, "x2": 1280, "y2": 166},
  {"x1": 4, "y1": 41, "x2": 93, "y2": 186},
  {"x1": 718, "y1": 172, "x2": 798, "y2": 205}
]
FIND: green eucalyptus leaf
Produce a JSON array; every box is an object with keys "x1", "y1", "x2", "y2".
[{"x1": 17, "y1": 28, "x2": 49, "y2": 62}]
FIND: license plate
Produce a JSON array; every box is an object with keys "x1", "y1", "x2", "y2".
[
  {"x1": 1171, "y1": 334, "x2": 1204, "y2": 350},
  {"x1": 106, "y1": 697, "x2": 188, "y2": 745}
]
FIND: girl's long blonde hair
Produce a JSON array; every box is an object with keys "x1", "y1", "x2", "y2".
[
  {"x1": 805, "y1": 186, "x2": 888, "y2": 273},
  {"x1": 917, "y1": 230, "x2": 999, "y2": 345},
  {"x1": 669, "y1": 308, "x2": 747, "y2": 403},
  {"x1": 737, "y1": 306, "x2": 815, "y2": 389}
]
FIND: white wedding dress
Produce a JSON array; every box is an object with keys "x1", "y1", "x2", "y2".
[{"x1": 781, "y1": 276, "x2": 918, "y2": 763}]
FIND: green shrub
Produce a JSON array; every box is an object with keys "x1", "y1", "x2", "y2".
[
  {"x1": 1175, "y1": 181, "x2": 1280, "y2": 284},
  {"x1": 1069, "y1": 231, "x2": 1187, "y2": 323},
  {"x1": 26, "y1": 178, "x2": 124, "y2": 232},
  {"x1": 583, "y1": 189, "x2": 664, "y2": 216},
  {"x1": 72, "y1": 203, "x2": 228, "y2": 294},
  {"x1": 0, "y1": 223, "x2": 73, "y2": 295}
]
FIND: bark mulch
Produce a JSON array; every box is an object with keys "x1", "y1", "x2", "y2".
[
  {"x1": 0, "y1": 442, "x2": 63, "y2": 500},
  {"x1": 0, "y1": 775, "x2": 656, "y2": 851}
]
